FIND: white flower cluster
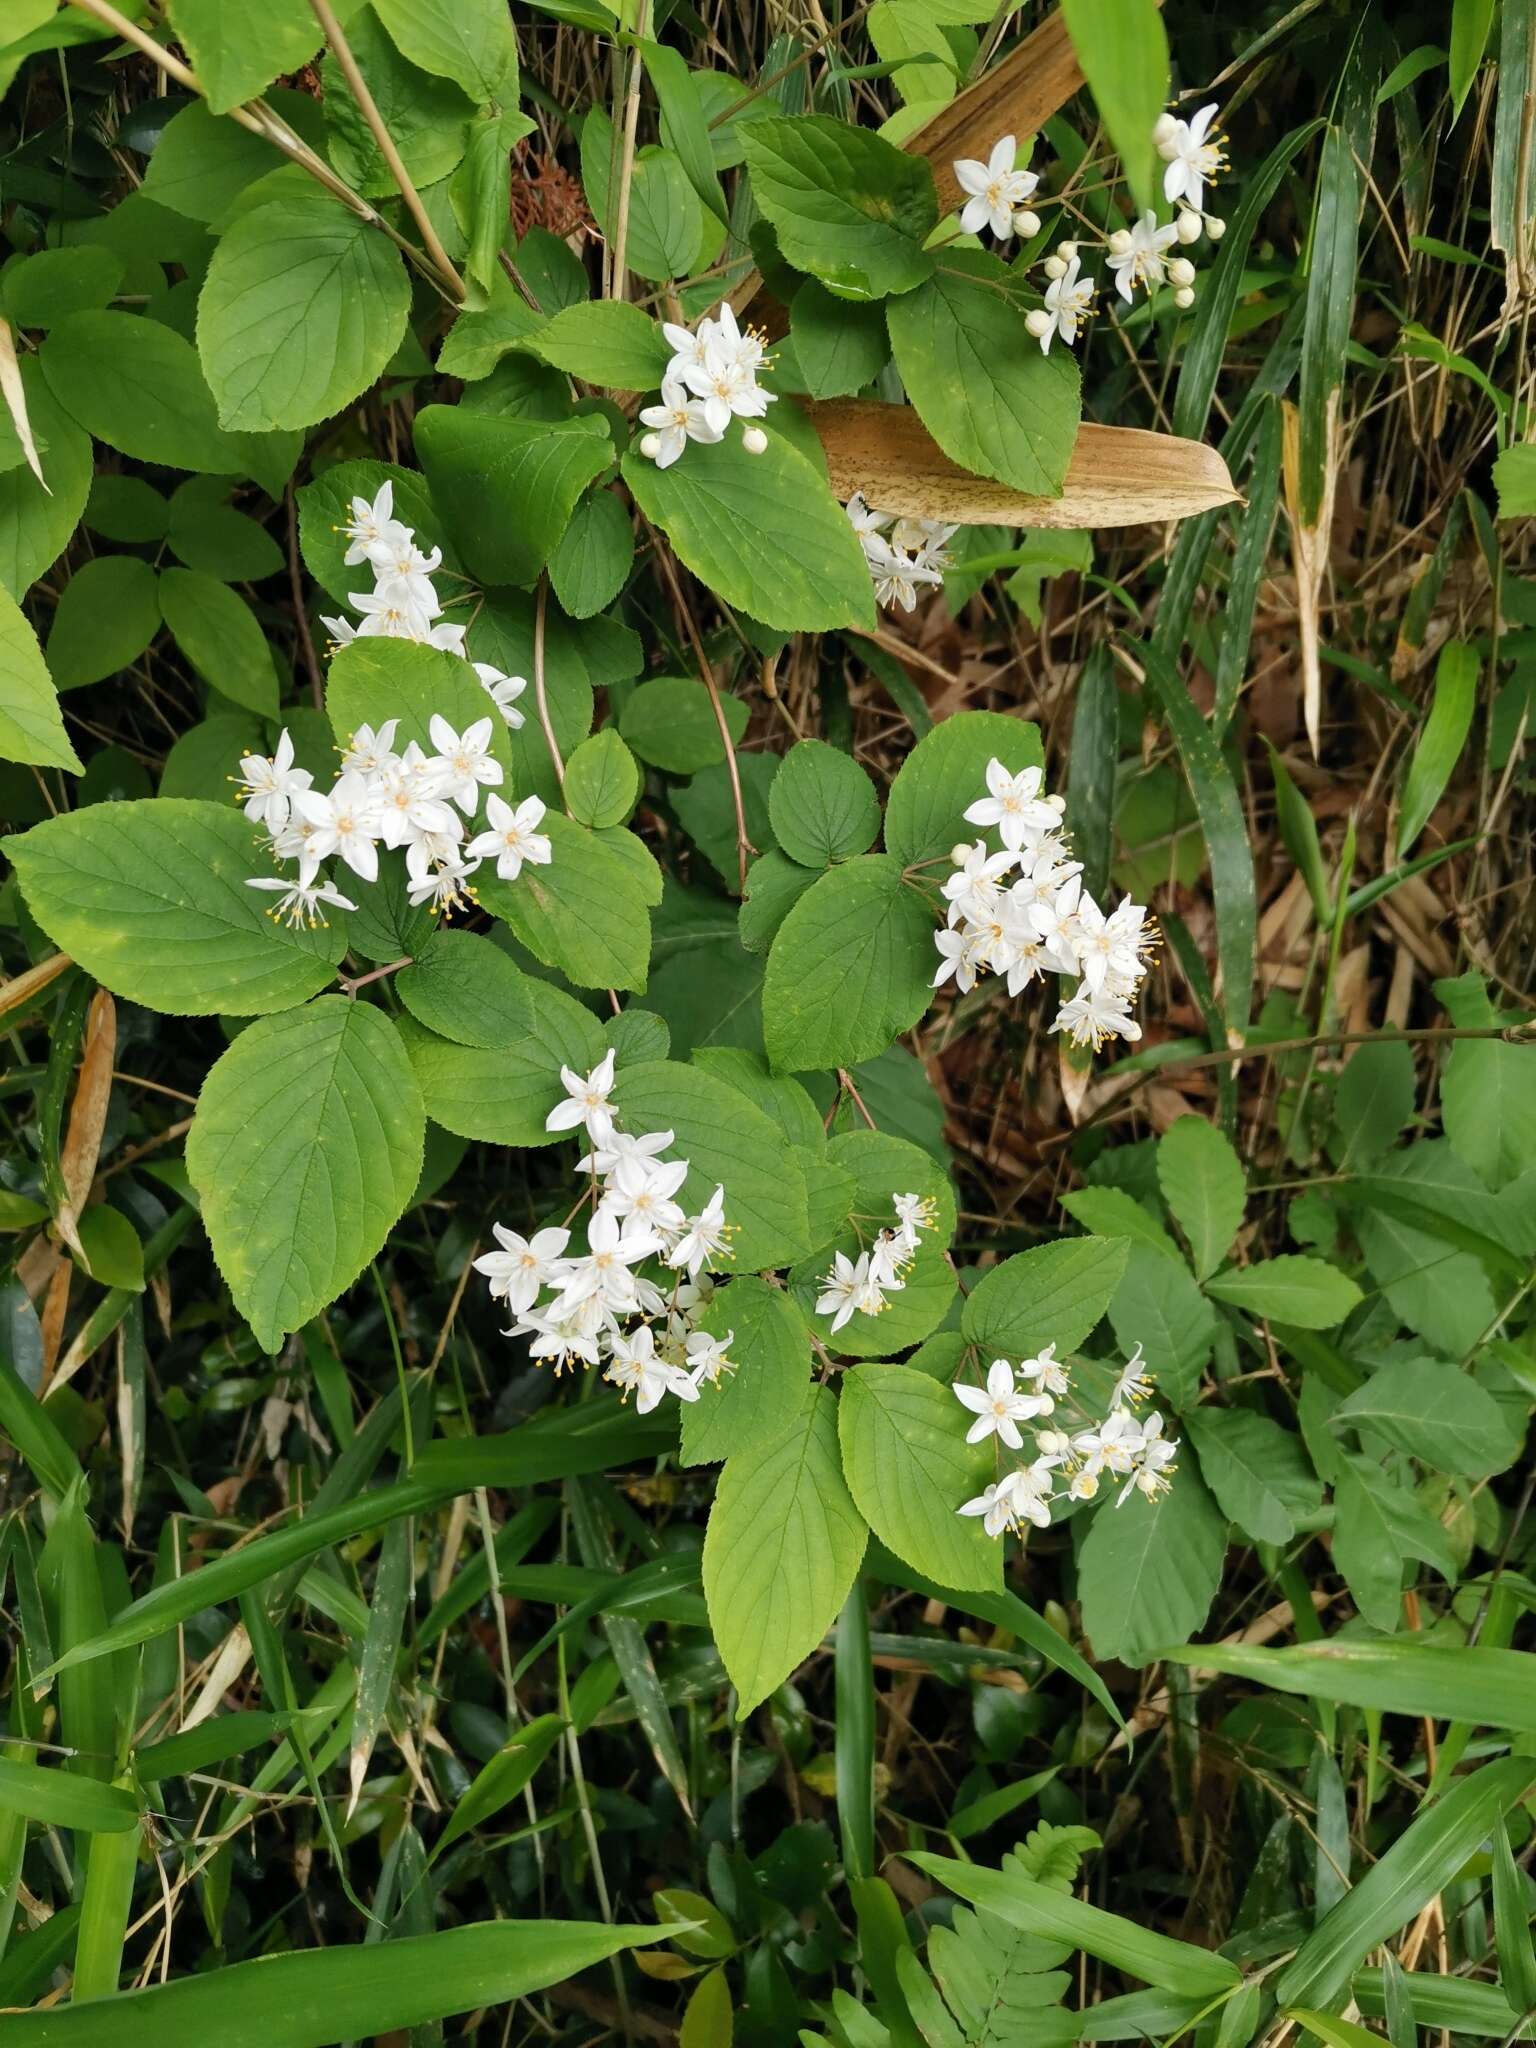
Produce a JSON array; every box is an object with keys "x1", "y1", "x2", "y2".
[
  {"x1": 474, "y1": 1051, "x2": 737, "y2": 1411},
  {"x1": 932, "y1": 757, "x2": 1153, "y2": 1052},
  {"x1": 815, "y1": 1192, "x2": 939, "y2": 1332},
  {"x1": 320, "y1": 481, "x2": 530, "y2": 731},
  {"x1": 845, "y1": 495, "x2": 957, "y2": 613},
  {"x1": 954, "y1": 1343, "x2": 1178, "y2": 1536},
  {"x1": 951, "y1": 109, "x2": 1229, "y2": 358},
  {"x1": 638, "y1": 304, "x2": 775, "y2": 469},
  {"x1": 234, "y1": 716, "x2": 551, "y2": 927}
]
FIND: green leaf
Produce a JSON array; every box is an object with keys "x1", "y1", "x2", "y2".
[
  {"x1": 679, "y1": 1276, "x2": 812, "y2": 1466},
  {"x1": 527, "y1": 300, "x2": 671, "y2": 390},
  {"x1": 398, "y1": 981, "x2": 604, "y2": 1144},
  {"x1": 438, "y1": 271, "x2": 544, "y2": 380},
  {"x1": 296, "y1": 458, "x2": 460, "y2": 607},
  {"x1": 1288, "y1": 2010, "x2": 1393, "y2": 2048},
  {"x1": 396, "y1": 928, "x2": 534, "y2": 1047},
  {"x1": 164, "y1": 0, "x2": 324, "y2": 111},
  {"x1": 1106, "y1": 1243, "x2": 1214, "y2": 1411},
  {"x1": 768, "y1": 739, "x2": 881, "y2": 868},
  {"x1": 140, "y1": 93, "x2": 326, "y2": 226},
  {"x1": 622, "y1": 432, "x2": 876, "y2": 633},
  {"x1": 0, "y1": 1757, "x2": 138, "y2": 1834},
  {"x1": 416, "y1": 404, "x2": 613, "y2": 586},
  {"x1": 887, "y1": 251, "x2": 1081, "y2": 497},
  {"x1": 166, "y1": 480, "x2": 284, "y2": 583},
  {"x1": 884, "y1": 710, "x2": 1044, "y2": 869},
  {"x1": 1277, "y1": 1758, "x2": 1536, "y2": 2012},
  {"x1": 0, "y1": 582, "x2": 80, "y2": 770},
  {"x1": 702, "y1": 1383, "x2": 867, "y2": 1717},
  {"x1": 0, "y1": 363, "x2": 91, "y2": 601},
  {"x1": 434, "y1": 1717, "x2": 564, "y2": 1861},
  {"x1": 1076, "y1": 1461, "x2": 1226, "y2": 1663},
  {"x1": 1059, "y1": 0, "x2": 1169, "y2": 213},
  {"x1": 1492, "y1": 443, "x2": 1536, "y2": 519},
  {"x1": 157, "y1": 567, "x2": 278, "y2": 719},
  {"x1": 1184, "y1": 1407, "x2": 1321, "y2": 1544},
  {"x1": 642, "y1": 37, "x2": 728, "y2": 228},
  {"x1": 1, "y1": 246, "x2": 122, "y2": 327},
  {"x1": 326, "y1": 634, "x2": 515, "y2": 791},
  {"x1": 581, "y1": 113, "x2": 704, "y2": 283},
  {"x1": 762, "y1": 854, "x2": 935, "y2": 1073},
  {"x1": 1398, "y1": 640, "x2": 1478, "y2": 856},
  {"x1": 909, "y1": 1853, "x2": 1240, "y2": 1997},
  {"x1": 1333, "y1": 1357, "x2": 1520, "y2": 1477},
  {"x1": 620, "y1": 675, "x2": 748, "y2": 773},
  {"x1": 839, "y1": 1363, "x2": 1000, "y2": 1596},
  {"x1": 323, "y1": 13, "x2": 475, "y2": 200},
  {"x1": 476, "y1": 811, "x2": 652, "y2": 993},
  {"x1": 548, "y1": 488, "x2": 634, "y2": 619},
  {"x1": 739, "y1": 850, "x2": 818, "y2": 955},
  {"x1": 84, "y1": 474, "x2": 168, "y2": 545},
  {"x1": 4, "y1": 799, "x2": 341, "y2": 1015},
  {"x1": 962, "y1": 1237, "x2": 1128, "y2": 1361},
  {"x1": 1332, "y1": 1455, "x2": 1456, "y2": 1630},
  {"x1": 1060, "y1": 1187, "x2": 1181, "y2": 1263},
  {"x1": 196, "y1": 195, "x2": 411, "y2": 432},
  {"x1": 1204, "y1": 1256, "x2": 1362, "y2": 1329},
  {"x1": 791, "y1": 279, "x2": 891, "y2": 398},
  {"x1": 0, "y1": 1919, "x2": 676, "y2": 2046},
  {"x1": 1435, "y1": 972, "x2": 1536, "y2": 1190},
  {"x1": 1332, "y1": 1039, "x2": 1416, "y2": 1166},
  {"x1": 372, "y1": 0, "x2": 517, "y2": 100},
  {"x1": 185, "y1": 999, "x2": 425, "y2": 1351},
  {"x1": 38, "y1": 310, "x2": 293, "y2": 482},
  {"x1": 1164, "y1": 1639, "x2": 1536, "y2": 1738},
  {"x1": 609, "y1": 1057, "x2": 811, "y2": 1271},
  {"x1": 740, "y1": 114, "x2": 937, "y2": 299},
  {"x1": 1156, "y1": 1116, "x2": 1246, "y2": 1281},
  {"x1": 564, "y1": 729, "x2": 640, "y2": 828},
  {"x1": 1449, "y1": 0, "x2": 1496, "y2": 115},
  {"x1": 792, "y1": 1129, "x2": 955, "y2": 1355}
]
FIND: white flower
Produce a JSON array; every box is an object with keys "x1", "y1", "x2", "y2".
[
  {"x1": 375, "y1": 746, "x2": 458, "y2": 848},
  {"x1": 320, "y1": 612, "x2": 358, "y2": 649},
  {"x1": 1158, "y1": 102, "x2": 1226, "y2": 213},
  {"x1": 952, "y1": 1357, "x2": 1051, "y2": 1449},
  {"x1": 862, "y1": 531, "x2": 944, "y2": 613},
  {"x1": 1010, "y1": 1459, "x2": 1056, "y2": 1529},
  {"x1": 605, "y1": 1323, "x2": 699, "y2": 1414},
  {"x1": 943, "y1": 840, "x2": 1017, "y2": 924},
  {"x1": 661, "y1": 316, "x2": 711, "y2": 383},
  {"x1": 601, "y1": 1152, "x2": 690, "y2": 1241},
  {"x1": 474, "y1": 663, "x2": 528, "y2": 729},
  {"x1": 845, "y1": 493, "x2": 889, "y2": 539},
  {"x1": 579, "y1": 1124, "x2": 675, "y2": 1178},
  {"x1": 1018, "y1": 1342, "x2": 1070, "y2": 1398},
  {"x1": 234, "y1": 729, "x2": 311, "y2": 833},
  {"x1": 1030, "y1": 254, "x2": 1095, "y2": 352},
  {"x1": 685, "y1": 1326, "x2": 735, "y2": 1387},
  {"x1": 1052, "y1": 984, "x2": 1142, "y2": 1050},
  {"x1": 868, "y1": 1230, "x2": 910, "y2": 1291},
  {"x1": 245, "y1": 872, "x2": 355, "y2": 928},
  {"x1": 1076, "y1": 895, "x2": 1152, "y2": 993},
  {"x1": 957, "y1": 1470, "x2": 1024, "y2": 1538},
  {"x1": 964, "y1": 758, "x2": 1060, "y2": 853},
  {"x1": 638, "y1": 376, "x2": 724, "y2": 468},
  {"x1": 952, "y1": 133, "x2": 1040, "y2": 240},
  {"x1": 1110, "y1": 1344, "x2": 1154, "y2": 1408},
  {"x1": 426, "y1": 620, "x2": 468, "y2": 654},
  {"x1": 339, "y1": 480, "x2": 411, "y2": 566},
  {"x1": 289, "y1": 772, "x2": 381, "y2": 883},
  {"x1": 350, "y1": 586, "x2": 436, "y2": 640},
  {"x1": 428, "y1": 714, "x2": 502, "y2": 814},
  {"x1": 931, "y1": 922, "x2": 986, "y2": 993},
  {"x1": 545, "y1": 1050, "x2": 618, "y2": 1139},
  {"x1": 816, "y1": 1250, "x2": 870, "y2": 1334},
  {"x1": 892, "y1": 1191, "x2": 936, "y2": 1254},
  {"x1": 465, "y1": 791, "x2": 551, "y2": 882},
  {"x1": 339, "y1": 720, "x2": 400, "y2": 777},
  {"x1": 681, "y1": 338, "x2": 774, "y2": 435},
  {"x1": 516, "y1": 1303, "x2": 603, "y2": 1372},
  {"x1": 1122, "y1": 1411, "x2": 1178, "y2": 1503},
  {"x1": 473, "y1": 1223, "x2": 571, "y2": 1316},
  {"x1": 1107, "y1": 209, "x2": 1180, "y2": 302},
  {"x1": 668, "y1": 1185, "x2": 732, "y2": 1279},
  {"x1": 546, "y1": 1205, "x2": 659, "y2": 1321},
  {"x1": 1072, "y1": 1408, "x2": 1143, "y2": 1477},
  {"x1": 404, "y1": 851, "x2": 478, "y2": 913}
]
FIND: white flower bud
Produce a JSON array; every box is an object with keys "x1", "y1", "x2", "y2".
[
  {"x1": 1013, "y1": 208, "x2": 1040, "y2": 239},
  {"x1": 1205, "y1": 214, "x2": 1226, "y2": 240},
  {"x1": 639, "y1": 432, "x2": 661, "y2": 460},
  {"x1": 1167, "y1": 256, "x2": 1196, "y2": 287},
  {"x1": 1175, "y1": 209, "x2": 1202, "y2": 244},
  {"x1": 951, "y1": 842, "x2": 974, "y2": 866},
  {"x1": 742, "y1": 425, "x2": 768, "y2": 454},
  {"x1": 1025, "y1": 308, "x2": 1051, "y2": 337},
  {"x1": 1057, "y1": 240, "x2": 1077, "y2": 261},
  {"x1": 1107, "y1": 228, "x2": 1133, "y2": 256},
  {"x1": 1042, "y1": 254, "x2": 1067, "y2": 280},
  {"x1": 1152, "y1": 111, "x2": 1178, "y2": 149},
  {"x1": 1173, "y1": 285, "x2": 1195, "y2": 309}
]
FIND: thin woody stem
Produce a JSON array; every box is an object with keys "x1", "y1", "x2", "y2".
[
  {"x1": 651, "y1": 536, "x2": 755, "y2": 892},
  {"x1": 308, "y1": 0, "x2": 466, "y2": 302},
  {"x1": 339, "y1": 956, "x2": 413, "y2": 998},
  {"x1": 532, "y1": 577, "x2": 566, "y2": 794}
]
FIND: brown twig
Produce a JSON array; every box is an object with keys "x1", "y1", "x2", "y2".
[
  {"x1": 651, "y1": 537, "x2": 755, "y2": 891},
  {"x1": 532, "y1": 577, "x2": 566, "y2": 794}
]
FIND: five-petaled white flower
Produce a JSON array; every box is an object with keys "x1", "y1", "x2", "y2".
[
  {"x1": 1157, "y1": 102, "x2": 1226, "y2": 213},
  {"x1": 668, "y1": 1185, "x2": 732, "y2": 1279},
  {"x1": 246, "y1": 872, "x2": 355, "y2": 928},
  {"x1": 1108, "y1": 209, "x2": 1180, "y2": 302},
  {"x1": 546, "y1": 1050, "x2": 619, "y2": 1139},
  {"x1": 1110, "y1": 1344, "x2": 1154, "y2": 1408},
  {"x1": 953, "y1": 133, "x2": 1040, "y2": 240},
  {"x1": 235, "y1": 729, "x2": 311, "y2": 833},
  {"x1": 474, "y1": 663, "x2": 528, "y2": 729},
  {"x1": 466, "y1": 791, "x2": 551, "y2": 881},
  {"x1": 605, "y1": 1322, "x2": 700, "y2": 1414},
  {"x1": 685, "y1": 1326, "x2": 735, "y2": 1387},
  {"x1": 964, "y1": 759, "x2": 1061, "y2": 852},
  {"x1": 1032, "y1": 253, "x2": 1095, "y2": 353},
  {"x1": 816, "y1": 1250, "x2": 871, "y2": 1333},
  {"x1": 428, "y1": 714, "x2": 503, "y2": 813},
  {"x1": 473, "y1": 1223, "x2": 572, "y2": 1317},
  {"x1": 952, "y1": 1358, "x2": 1051, "y2": 1449},
  {"x1": 957, "y1": 1471, "x2": 1025, "y2": 1538},
  {"x1": 289, "y1": 772, "x2": 381, "y2": 883},
  {"x1": 638, "y1": 376, "x2": 723, "y2": 469}
]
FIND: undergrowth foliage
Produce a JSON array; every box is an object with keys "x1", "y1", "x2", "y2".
[{"x1": 0, "y1": 0, "x2": 1534, "y2": 2043}]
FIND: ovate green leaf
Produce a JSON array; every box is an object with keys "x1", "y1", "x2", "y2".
[
  {"x1": 0, "y1": 583, "x2": 80, "y2": 771},
  {"x1": 1077, "y1": 1461, "x2": 1226, "y2": 1663},
  {"x1": 839, "y1": 1362, "x2": 1000, "y2": 1596},
  {"x1": 740, "y1": 114, "x2": 938, "y2": 298},
  {"x1": 762, "y1": 854, "x2": 935, "y2": 1073}
]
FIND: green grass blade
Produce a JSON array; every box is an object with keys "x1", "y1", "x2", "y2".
[
  {"x1": 1397, "y1": 640, "x2": 1479, "y2": 855},
  {"x1": 1161, "y1": 1639, "x2": 1536, "y2": 1730},
  {"x1": 70, "y1": 1786, "x2": 139, "y2": 2002},
  {"x1": 835, "y1": 1587, "x2": 876, "y2": 1883},
  {"x1": 0, "y1": 1760, "x2": 138, "y2": 1834}
]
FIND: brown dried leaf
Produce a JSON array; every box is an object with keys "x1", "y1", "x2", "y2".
[
  {"x1": 0, "y1": 317, "x2": 48, "y2": 490},
  {"x1": 57, "y1": 988, "x2": 116, "y2": 1259},
  {"x1": 905, "y1": 11, "x2": 1086, "y2": 216},
  {"x1": 0, "y1": 951, "x2": 73, "y2": 1024},
  {"x1": 804, "y1": 399, "x2": 1239, "y2": 529}
]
